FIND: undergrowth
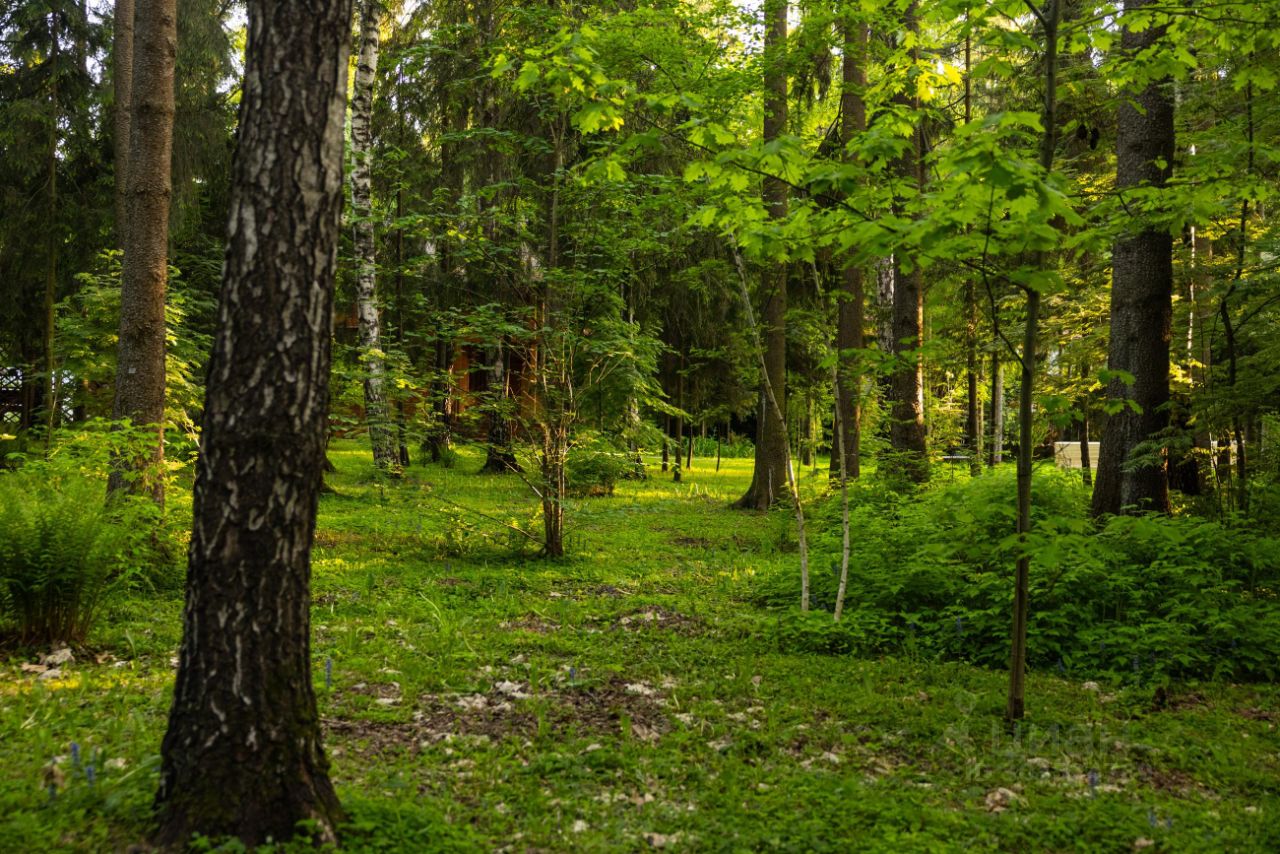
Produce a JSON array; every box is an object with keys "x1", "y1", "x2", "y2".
[{"x1": 754, "y1": 465, "x2": 1280, "y2": 683}]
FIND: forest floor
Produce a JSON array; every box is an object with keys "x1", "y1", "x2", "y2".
[{"x1": 1, "y1": 440, "x2": 1278, "y2": 852}]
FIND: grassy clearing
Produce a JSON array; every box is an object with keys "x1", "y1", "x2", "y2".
[{"x1": 1, "y1": 440, "x2": 1278, "y2": 851}]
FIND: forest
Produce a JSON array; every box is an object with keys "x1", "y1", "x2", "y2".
[{"x1": 1, "y1": 0, "x2": 1278, "y2": 850}]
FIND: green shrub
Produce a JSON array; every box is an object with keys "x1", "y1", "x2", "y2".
[
  {"x1": 565, "y1": 443, "x2": 632, "y2": 497},
  {"x1": 691, "y1": 434, "x2": 755, "y2": 459},
  {"x1": 754, "y1": 466, "x2": 1280, "y2": 682},
  {"x1": 0, "y1": 449, "x2": 185, "y2": 644},
  {"x1": 0, "y1": 474, "x2": 129, "y2": 644}
]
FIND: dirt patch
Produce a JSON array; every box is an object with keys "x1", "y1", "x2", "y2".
[
  {"x1": 1154, "y1": 690, "x2": 1209, "y2": 713},
  {"x1": 1136, "y1": 762, "x2": 1209, "y2": 797},
  {"x1": 604, "y1": 606, "x2": 704, "y2": 636},
  {"x1": 501, "y1": 615, "x2": 561, "y2": 634},
  {"x1": 672, "y1": 535, "x2": 712, "y2": 549},
  {"x1": 550, "y1": 677, "x2": 669, "y2": 741},
  {"x1": 1236, "y1": 706, "x2": 1276, "y2": 722},
  {"x1": 324, "y1": 716, "x2": 420, "y2": 756},
  {"x1": 325, "y1": 676, "x2": 671, "y2": 756},
  {"x1": 587, "y1": 583, "x2": 630, "y2": 598}
]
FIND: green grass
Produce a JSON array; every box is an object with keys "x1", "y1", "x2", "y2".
[{"x1": 1, "y1": 440, "x2": 1278, "y2": 851}]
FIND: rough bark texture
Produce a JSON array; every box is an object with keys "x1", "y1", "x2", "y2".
[
  {"x1": 833, "y1": 15, "x2": 867, "y2": 481},
  {"x1": 349, "y1": 0, "x2": 398, "y2": 472},
  {"x1": 735, "y1": 0, "x2": 789, "y2": 510},
  {"x1": 1091, "y1": 0, "x2": 1174, "y2": 517},
  {"x1": 113, "y1": 0, "x2": 134, "y2": 234},
  {"x1": 108, "y1": 0, "x2": 175, "y2": 503},
  {"x1": 889, "y1": 254, "x2": 927, "y2": 481},
  {"x1": 154, "y1": 0, "x2": 353, "y2": 845},
  {"x1": 886, "y1": 2, "x2": 927, "y2": 483}
]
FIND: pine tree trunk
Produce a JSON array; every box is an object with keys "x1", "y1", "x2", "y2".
[
  {"x1": 349, "y1": 0, "x2": 398, "y2": 473},
  {"x1": 886, "y1": 1, "x2": 927, "y2": 483},
  {"x1": 1091, "y1": 0, "x2": 1174, "y2": 517},
  {"x1": 154, "y1": 0, "x2": 352, "y2": 845},
  {"x1": 833, "y1": 15, "x2": 867, "y2": 482},
  {"x1": 734, "y1": 0, "x2": 789, "y2": 510},
  {"x1": 113, "y1": 0, "x2": 134, "y2": 235},
  {"x1": 109, "y1": 0, "x2": 176, "y2": 504},
  {"x1": 43, "y1": 12, "x2": 60, "y2": 447}
]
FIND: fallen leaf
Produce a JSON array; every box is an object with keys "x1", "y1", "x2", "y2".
[
  {"x1": 644, "y1": 832, "x2": 682, "y2": 848},
  {"x1": 985, "y1": 787, "x2": 1021, "y2": 813}
]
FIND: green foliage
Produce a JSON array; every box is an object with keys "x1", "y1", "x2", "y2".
[
  {"x1": 0, "y1": 468, "x2": 159, "y2": 645},
  {"x1": 690, "y1": 433, "x2": 754, "y2": 459},
  {"x1": 565, "y1": 438, "x2": 634, "y2": 497},
  {"x1": 58, "y1": 250, "x2": 215, "y2": 443},
  {"x1": 5, "y1": 442, "x2": 1279, "y2": 852},
  {"x1": 756, "y1": 467, "x2": 1280, "y2": 682}
]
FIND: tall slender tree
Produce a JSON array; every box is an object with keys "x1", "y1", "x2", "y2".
[
  {"x1": 735, "y1": 0, "x2": 790, "y2": 510},
  {"x1": 349, "y1": 0, "x2": 399, "y2": 472},
  {"x1": 1090, "y1": 0, "x2": 1175, "y2": 517},
  {"x1": 109, "y1": 0, "x2": 176, "y2": 503},
  {"x1": 1007, "y1": 0, "x2": 1061, "y2": 723},
  {"x1": 112, "y1": 0, "x2": 133, "y2": 233},
  {"x1": 832, "y1": 9, "x2": 867, "y2": 481},
  {"x1": 887, "y1": 1, "x2": 928, "y2": 483},
  {"x1": 154, "y1": 0, "x2": 353, "y2": 844}
]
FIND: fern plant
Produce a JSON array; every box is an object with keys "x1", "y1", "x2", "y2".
[{"x1": 0, "y1": 473, "x2": 129, "y2": 645}]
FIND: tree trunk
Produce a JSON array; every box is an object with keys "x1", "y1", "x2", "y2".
[
  {"x1": 889, "y1": 254, "x2": 927, "y2": 482},
  {"x1": 154, "y1": 0, "x2": 352, "y2": 845},
  {"x1": 1090, "y1": 0, "x2": 1175, "y2": 517},
  {"x1": 349, "y1": 0, "x2": 398, "y2": 473},
  {"x1": 833, "y1": 14, "x2": 867, "y2": 482},
  {"x1": 1007, "y1": 0, "x2": 1060, "y2": 724},
  {"x1": 734, "y1": 0, "x2": 789, "y2": 510},
  {"x1": 886, "y1": 2, "x2": 927, "y2": 483},
  {"x1": 990, "y1": 351, "x2": 1004, "y2": 465},
  {"x1": 481, "y1": 342, "x2": 521, "y2": 473},
  {"x1": 1079, "y1": 362, "x2": 1093, "y2": 487},
  {"x1": 673, "y1": 355, "x2": 684, "y2": 482},
  {"x1": 109, "y1": 0, "x2": 176, "y2": 505},
  {"x1": 43, "y1": 11, "x2": 60, "y2": 447},
  {"x1": 113, "y1": 0, "x2": 134, "y2": 235},
  {"x1": 962, "y1": 28, "x2": 982, "y2": 477}
]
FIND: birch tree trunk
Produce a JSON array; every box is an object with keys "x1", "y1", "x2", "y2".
[
  {"x1": 350, "y1": 0, "x2": 399, "y2": 472},
  {"x1": 154, "y1": 0, "x2": 353, "y2": 844},
  {"x1": 109, "y1": 0, "x2": 176, "y2": 504}
]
